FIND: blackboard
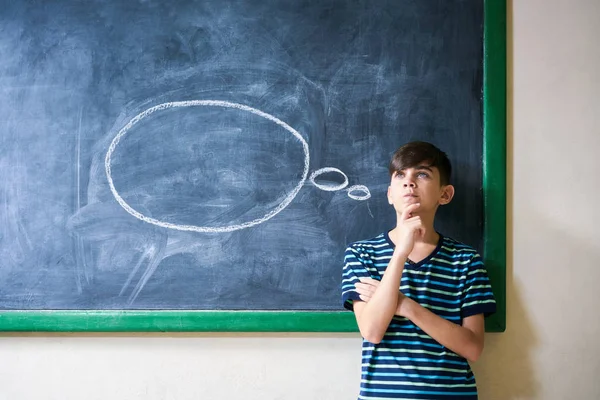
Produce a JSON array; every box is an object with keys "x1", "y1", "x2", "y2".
[{"x1": 0, "y1": 0, "x2": 506, "y2": 332}]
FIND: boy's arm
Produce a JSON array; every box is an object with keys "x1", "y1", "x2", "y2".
[
  {"x1": 352, "y1": 248, "x2": 407, "y2": 344},
  {"x1": 355, "y1": 283, "x2": 485, "y2": 360},
  {"x1": 403, "y1": 252, "x2": 496, "y2": 362},
  {"x1": 352, "y1": 203, "x2": 423, "y2": 344},
  {"x1": 355, "y1": 250, "x2": 495, "y2": 361},
  {"x1": 398, "y1": 299, "x2": 485, "y2": 363}
]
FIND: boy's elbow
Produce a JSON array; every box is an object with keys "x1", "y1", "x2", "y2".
[
  {"x1": 353, "y1": 303, "x2": 389, "y2": 344},
  {"x1": 364, "y1": 334, "x2": 383, "y2": 345},
  {"x1": 466, "y1": 353, "x2": 480, "y2": 363},
  {"x1": 359, "y1": 326, "x2": 385, "y2": 344},
  {"x1": 465, "y1": 342, "x2": 484, "y2": 363}
]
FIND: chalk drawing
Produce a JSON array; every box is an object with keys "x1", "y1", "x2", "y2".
[
  {"x1": 105, "y1": 100, "x2": 370, "y2": 233},
  {"x1": 309, "y1": 167, "x2": 348, "y2": 191},
  {"x1": 347, "y1": 185, "x2": 371, "y2": 201}
]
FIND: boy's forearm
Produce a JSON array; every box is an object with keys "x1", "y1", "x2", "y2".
[
  {"x1": 356, "y1": 250, "x2": 407, "y2": 343},
  {"x1": 400, "y1": 299, "x2": 483, "y2": 362}
]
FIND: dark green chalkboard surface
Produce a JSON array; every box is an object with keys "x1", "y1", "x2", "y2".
[{"x1": 0, "y1": 0, "x2": 506, "y2": 332}]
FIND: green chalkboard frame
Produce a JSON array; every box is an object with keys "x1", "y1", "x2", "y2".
[
  {"x1": 0, "y1": 0, "x2": 506, "y2": 333},
  {"x1": 480, "y1": 0, "x2": 507, "y2": 333}
]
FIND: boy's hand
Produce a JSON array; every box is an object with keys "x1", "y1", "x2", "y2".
[
  {"x1": 356, "y1": 277, "x2": 410, "y2": 317},
  {"x1": 396, "y1": 203, "x2": 425, "y2": 257},
  {"x1": 355, "y1": 277, "x2": 380, "y2": 302}
]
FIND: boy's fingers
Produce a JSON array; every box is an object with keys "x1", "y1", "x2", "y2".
[
  {"x1": 355, "y1": 283, "x2": 375, "y2": 293},
  {"x1": 401, "y1": 203, "x2": 420, "y2": 220},
  {"x1": 359, "y1": 277, "x2": 380, "y2": 285},
  {"x1": 405, "y1": 217, "x2": 422, "y2": 226}
]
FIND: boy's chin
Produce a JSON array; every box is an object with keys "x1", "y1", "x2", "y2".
[{"x1": 398, "y1": 205, "x2": 433, "y2": 215}]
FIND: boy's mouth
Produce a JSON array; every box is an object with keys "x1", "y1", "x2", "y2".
[{"x1": 403, "y1": 193, "x2": 419, "y2": 202}]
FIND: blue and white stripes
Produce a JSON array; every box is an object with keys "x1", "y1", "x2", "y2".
[{"x1": 342, "y1": 233, "x2": 496, "y2": 399}]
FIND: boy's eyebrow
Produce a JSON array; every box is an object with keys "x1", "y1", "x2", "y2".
[
  {"x1": 394, "y1": 165, "x2": 434, "y2": 174},
  {"x1": 414, "y1": 165, "x2": 433, "y2": 171}
]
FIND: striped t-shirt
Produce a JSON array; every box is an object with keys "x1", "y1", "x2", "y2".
[{"x1": 342, "y1": 232, "x2": 496, "y2": 400}]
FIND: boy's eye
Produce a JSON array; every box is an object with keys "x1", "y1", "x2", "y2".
[{"x1": 417, "y1": 172, "x2": 429, "y2": 178}]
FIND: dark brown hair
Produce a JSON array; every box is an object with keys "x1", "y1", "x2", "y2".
[{"x1": 388, "y1": 141, "x2": 452, "y2": 185}]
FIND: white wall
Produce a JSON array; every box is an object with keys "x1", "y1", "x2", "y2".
[
  {"x1": 472, "y1": 0, "x2": 600, "y2": 399},
  {"x1": 2, "y1": 1, "x2": 600, "y2": 399}
]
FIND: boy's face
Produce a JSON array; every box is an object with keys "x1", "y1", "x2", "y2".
[{"x1": 387, "y1": 164, "x2": 454, "y2": 217}]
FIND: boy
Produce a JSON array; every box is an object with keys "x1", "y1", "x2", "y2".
[{"x1": 342, "y1": 141, "x2": 496, "y2": 399}]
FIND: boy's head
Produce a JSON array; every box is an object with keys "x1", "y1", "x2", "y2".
[
  {"x1": 387, "y1": 141, "x2": 455, "y2": 216},
  {"x1": 388, "y1": 141, "x2": 452, "y2": 185}
]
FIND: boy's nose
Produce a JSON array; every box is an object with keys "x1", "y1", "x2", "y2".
[{"x1": 403, "y1": 182, "x2": 416, "y2": 188}]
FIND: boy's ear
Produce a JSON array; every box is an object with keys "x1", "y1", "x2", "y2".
[
  {"x1": 387, "y1": 186, "x2": 393, "y2": 205},
  {"x1": 439, "y1": 185, "x2": 455, "y2": 205}
]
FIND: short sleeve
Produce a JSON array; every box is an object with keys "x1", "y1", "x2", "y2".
[
  {"x1": 341, "y1": 245, "x2": 371, "y2": 311},
  {"x1": 461, "y1": 253, "x2": 497, "y2": 319}
]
